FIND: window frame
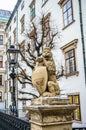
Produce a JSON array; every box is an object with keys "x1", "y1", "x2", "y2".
[
  {"x1": 0, "y1": 24, "x2": 4, "y2": 29},
  {"x1": 68, "y1": 93, "x2": 81, "y2": 121},
  {"x1": 58, "y1": 0, "x2": 74, "y2": 29},
  {"x1": 8, "y1": 36, "x2": 11, "y2": 45},
  {"x1": 29, "y1": 0, "x2": 35, "y2": 21},
  {"x1": 42, "y1": 0, "x2": 48, "y2": 6},
  {"x1": 61, "y1": 39, "x2": 78, "y2": 77},
  {"x1": 0, "y1": 91, "x2": 2, "y2": 101},
  {"x1": 14, "y1": 16, "x2": 16, "y2": 23},
  {"x1": 29, "y1": 30, "x2": 36, "y2": 53},
  {"x1": 20, "y1": 40, "x2": 25, "y2": 60},
  {"x1": 42, "y1": 13, "x2": 51, "y2": 46},
  {"x1": 0, "y1": 56, "x2": 3, "y2": 68},
  {"x1": 21, "y1": 1, "x2": 24, "y2": 10},
  {"x1": 65, "y1": 49, "x2": 76, "y2": 74},
  {"x1": 22, "y1": 76, "x2": 26, "y2": 89},
  {"x1": 9, "y1": 26, "x2": 11, "y2": 31},
  {"x1": 20, "y1": 15, "x2": 25, "y2": 33},
  {"x1": 13, "y1": 28, "x2": 16, "y2": 43},
  {"x1": 0, "y1": 35, "x2": 3, "y2": 45},
  {"x1": 22, "y1": 100, "x2": 26, "y2": 112},
  {"x1": 0, "y1": 75, "x2": 2, "y2": 85}
]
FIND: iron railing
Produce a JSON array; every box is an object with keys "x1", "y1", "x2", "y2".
[
  {"x1": 72, "y1": 128, "x2": 86, "y2": 130},
  {"x1": 0, "y1": 110, "x2": 30, "y2": 130}
]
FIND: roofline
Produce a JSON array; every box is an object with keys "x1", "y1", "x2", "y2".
[
  {"x1": 5, "y1": 0, "x2": 22, "y2": 30},
  {"x1": 0, "y1": 9, "x2": 11, "y2": 13},
  {"x1": 0, "y1": 9, "x2": 11, "y2": 21}
]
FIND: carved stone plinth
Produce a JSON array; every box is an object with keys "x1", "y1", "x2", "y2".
[{"x1": 26, "y1": 96, "x2": 77, "y2": 130}]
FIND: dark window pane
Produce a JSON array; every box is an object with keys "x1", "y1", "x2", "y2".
[
  {"x1": 66, "y1": 60, "x2": 70, "y2": 73},
  {"x1": 64, "y1": 12, "x2": 67, "y2": 20},
  {"x1": 0, "y1": 35, "x2": 3, "y2": 45},
  {"x1": 68, "y1": 8, "x2": 72, "y2": 17},
  {"x1": 65, "y1": 49, "x2": 76, "y2": 74},
  {"x1": 0, "y1": 56, "x2": 3, "y2": 68},
  {"x1": 68, "y1": 15, "x2": 73, "y2": 24},
  {"x1": 69, "y1": 49, "x2": 74, "y2": 57},
  {"x1": 67, "y1": 0, "x2": 71, "y2": 9},
  {"x1": 63, "y1": 4, "x2": 67, "y2": 12},
  {"x1": 0, "y1": 75, "x2": 2, "y2": 85},
  {"x1": 68, "y1": 94, "x2": 81, "y2": 121},
  {"x1": 65, "y1": 52, "x2": 69, "y2": 59},
  {"x1": 0, "y1": 92, "x2": 2, "y2": 101},
  {"x1": 63, "y1": 0, "x2": 73, "y2": 27},
  {"x1": 30, "y1": 2, "x2": 35, "y2": 20}
]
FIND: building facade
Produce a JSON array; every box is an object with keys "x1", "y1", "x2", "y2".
[
  {"x1": 5, "y1": 0, "x2": 86, "y2": 128},
  {"x1": 0, "y1": 9, "x2": 11, "y2": 109}
]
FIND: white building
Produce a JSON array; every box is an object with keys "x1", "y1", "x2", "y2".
[
  {"x1": 0, "y1": 9, "x2": 11, "y2": 109},
  {"x1": 5, "y1": 0, "x2": 86, "y2": 128}
]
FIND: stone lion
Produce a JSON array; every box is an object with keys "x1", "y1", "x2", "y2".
[{"x1": 32, "y1": 47, "x2": 60, "y2": 97}]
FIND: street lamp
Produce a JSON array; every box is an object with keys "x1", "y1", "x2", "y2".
[{"x1": 7, "y1": 45, "x2": 20, "y2": 117}]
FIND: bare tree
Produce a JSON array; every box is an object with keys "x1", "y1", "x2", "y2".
[{"x1": 17, "y1": 13, "x2": 63, "y2": 97}]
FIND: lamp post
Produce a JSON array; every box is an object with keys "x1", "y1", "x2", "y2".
[{"x1": 7, "y1": 45, "x2": 19, "y2": 117}]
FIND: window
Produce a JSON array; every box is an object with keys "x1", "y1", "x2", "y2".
[
  {"x1": 68, "y1": 94, "x2": 81, "y2": 121},
  {"x1": 0, "y1": 91, "x2": 2, "y2": 101},
  {"x1": 13, "y1": 28, "x2": 16, "y2": 43},
  {"x1": 20, "y1": 15, "x2": 25, "y2": 33},
  {"x1": 42, "y1": 0, "x2": 48, "y2": 6},
  {"x1": 8, "y1": 36, "x2": 11, "y2": 45},
  {"x1": 14, "y1": 16, "x2": 16, "y2": 23},
  {"x1": 29, "y1": 0, "x2": 35, "y2": 20},
  {"x1": 20, "y1": 40, "x2": 25, "y2": 60},
  {"x1": 61, "y1": 39, "x2": 78, "y2": 77},
  {"x1": 0, "y1": 56, "x2": 3, "y2": 68},
  {"x1": 21, "y1": 1, "x2": 24, "y2": 10},
  {"x1": 9, "y1": 26, "x2": 11, "y2": 31},
  {"x1": 58, "y1": 0, "x2": 74, "y2": 28},
  {"x1": 0, "y1": 24, "x2": 4, "y2": 29},
  {"x1": 22, "y1": 100, "x2": 26, "y2": 112},
  {"x1": 42, "y1": 13, "x2": 51, "y2": 46},
  {"x1": 29, "y1": 30, "x2": 36, "y2": 52},
  {"x1": 0, "y1": 75, "x2": 2, "y2": 85},
  {"x1": 23, "y1": 100, "x2": 26, "y2": 106},
  {"x1": 0, "y1": 35, "x2": 3, "y2": 45},
  {"x1": 22, "y1": 77, "x2": 26, "y2": 88},
  {"x1": 65, "y1": 49, "x2": 76, "y2": 74}
]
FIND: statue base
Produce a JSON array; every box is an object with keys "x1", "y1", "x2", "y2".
[{"x1": 26, "y1": 96, "x2": 77, "y2": 130}]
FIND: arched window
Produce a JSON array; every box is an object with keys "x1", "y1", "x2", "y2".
[{"x1": 0, "y1": 91, "x2": 2, "y2": 101}]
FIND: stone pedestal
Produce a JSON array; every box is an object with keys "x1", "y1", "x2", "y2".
[{"x1": 26, "y1": 96, "x2": 77, "y2": 130}]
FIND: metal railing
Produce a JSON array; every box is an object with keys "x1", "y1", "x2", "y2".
[
  {"x1": 0, "y1": 110, "x2": 30, "y2": 130},
  {"x1": 72, "y1": 128, "x2": 86, "y2": 130}
]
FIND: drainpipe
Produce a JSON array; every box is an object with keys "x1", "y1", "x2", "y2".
[{"x1": 78, "y1": 0, "x2": 86, "y2": 84}]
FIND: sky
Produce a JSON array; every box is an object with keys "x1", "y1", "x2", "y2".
[{"x1": 0, "y1": 0, "x2": 18, "y2": 11}]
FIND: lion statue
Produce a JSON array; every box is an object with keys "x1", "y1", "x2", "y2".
[{"x1": 32, "y1": 47, "x2": 60, "y2": 97}]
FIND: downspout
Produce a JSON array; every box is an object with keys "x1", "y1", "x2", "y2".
[{"x1": 78, "y1": 0, "x2": 86, "y2": 84}]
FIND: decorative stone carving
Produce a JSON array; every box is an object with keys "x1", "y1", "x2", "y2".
[
  {"x1": 32, "y1": 66, "x2": 48, "y2": 95},
  {"x1": 26, "y1": 97, "x2": 77, "y2": 130},
  {"x1": 32, "y1": 47, "x2": 60, "y2": 97}
]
